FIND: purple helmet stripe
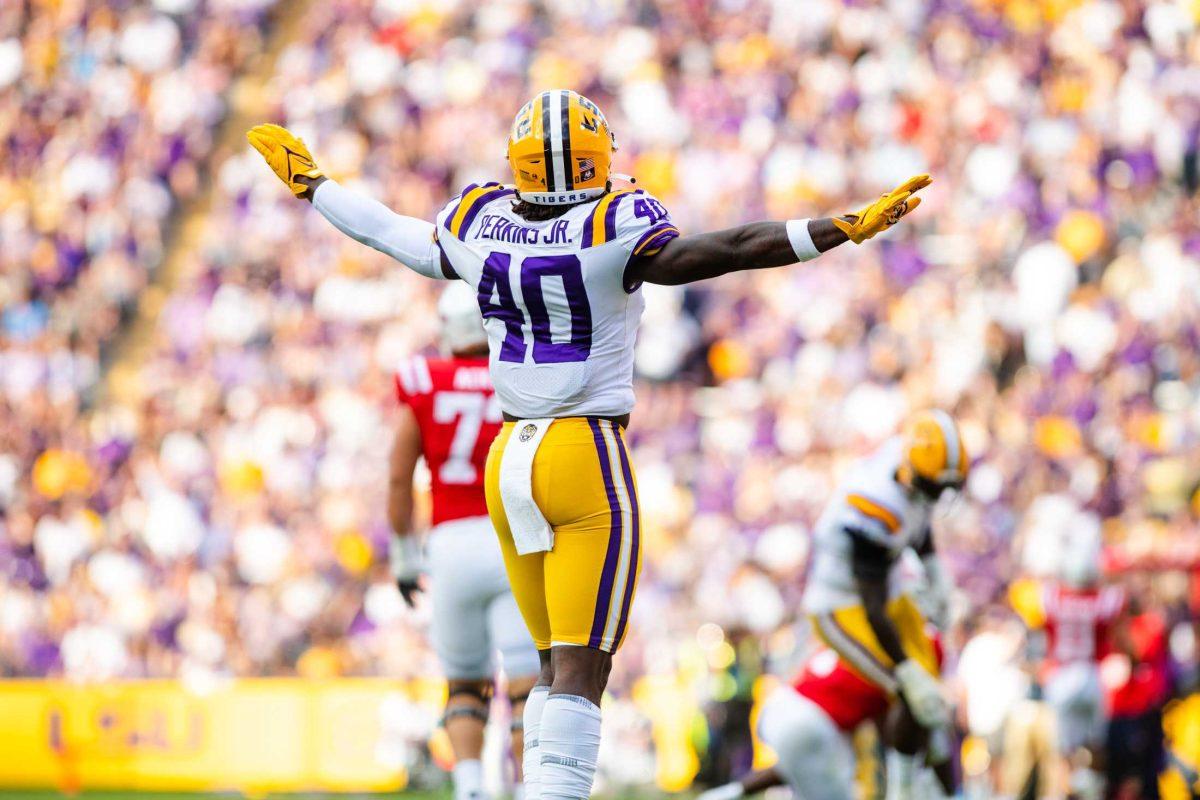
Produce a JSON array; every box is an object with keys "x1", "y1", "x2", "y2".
[{"x1": 540, "y1": 91, "x2": 556, "y2": 193}]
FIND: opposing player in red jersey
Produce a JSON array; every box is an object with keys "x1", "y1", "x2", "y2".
[
  {"x1": 1036, "y1": 549, "x2": 1125, "y2": 799},
  {"x1": 388, "y1": 283, "x2": 540, "y2": 800}
]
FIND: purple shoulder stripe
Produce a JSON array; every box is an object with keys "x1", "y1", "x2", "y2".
[
  {"x1": 455, "y1": 186, "x2": 515, "y2": 238},
  {"x1": 441, "y1": 184, "x2": 480, "y2": 231},
  {"x1": 601, "y1": 191, "x2": 631, "y2": 244}
]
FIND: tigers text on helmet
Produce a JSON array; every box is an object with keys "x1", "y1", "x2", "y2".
[
  {"x1": 438, "y1": 282, "x2": 488, "y2": 356},
  {"x1": 507, "y1": 90, "x2": 617, "y2": 206},
  {"x1": 899, "y1": 410, "x2": 970, "y2": 496}
]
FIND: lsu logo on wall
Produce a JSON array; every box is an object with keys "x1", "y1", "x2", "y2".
[{"x1": 0, "y1": 679, "x2": 426, "y2": 793}]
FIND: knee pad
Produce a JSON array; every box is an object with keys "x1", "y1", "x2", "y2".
[
  {"x1": 444, "y1": 705, "x2": 490, "y2": 726},
  {"x1": 443, "y1": 682, "x2": 494, "y2": 726},
  {"x1": 448, "y1": 682, "x2": 495, "y2": 704}
]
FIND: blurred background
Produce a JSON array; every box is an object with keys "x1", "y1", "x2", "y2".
[{"x1": 3, "y1": 0, "x2": 1200, "y2": 797}]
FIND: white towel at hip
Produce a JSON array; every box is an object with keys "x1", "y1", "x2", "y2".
[{"x1": 497, "y1": 418, "x2": 555, "y2": 555}]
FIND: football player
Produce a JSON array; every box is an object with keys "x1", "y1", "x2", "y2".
[
  {"x1": 388, "y1": 283, "x2": 540, "y2": 800},
  {"x1": 248, "y1": 90, "x2": 930, "y2": 800},
  {"x1": 1020, "y1": 534, "x2": 1124, "y2": 799},
  {"x1": 801, "y1": 410, "x2": 967, "y2": 800},
  {"x1": 698, "y1": 554, "x2": 953, "y2": 800}
]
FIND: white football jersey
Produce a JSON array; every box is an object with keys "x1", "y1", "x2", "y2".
[
  {"x1": 803, "y1": 438, "x2": 935, "y2": 614},
  {"x1": 435, "y1": 183, "x2": 678, "y2": 418}
]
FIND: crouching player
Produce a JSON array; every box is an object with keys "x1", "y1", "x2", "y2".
[
  {"x1": 801, "y1": 410, "x2": 968, "y2": 800},
  {"x1": 388, "y1": 284, "x2": 541, "y2": 800},
  {"x1": 698, "y1": 554, "x2": 950, "y2": 800}
]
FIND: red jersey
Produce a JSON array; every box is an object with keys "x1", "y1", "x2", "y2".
[
  {"x1": 1042, "y1": 583, "x2": 1124, "y2": 670},
  {"x1": 793, "y1": 634, "x2": 945, "y2": 732},
  {"x1": 394, "y1": 355, "x2": 502, "y2": 526},
  {"x1": 1107, "y1": 611, "x2": 1170, "y2": 716},
  {"x1": 793, "y1": 648, "x2": 888, "y2": 732}
]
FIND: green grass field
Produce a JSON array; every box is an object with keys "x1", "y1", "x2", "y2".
[
  {"x1": 0, "y1": 791, "x2": 678, "y2": 800},
  {"x1": 0, "y1": 793, "x2": 448, "y2": 800}
]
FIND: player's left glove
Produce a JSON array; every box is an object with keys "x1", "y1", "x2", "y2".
[
  {"x1": 246, "y1": 123, "x2": 324, "y2": 197},
  {"x1": 389, "y1": 536, "x2": 424, "y2": 608},
  {"x1": 833, "y1": 174, "x2": 931, "y2": 244}
]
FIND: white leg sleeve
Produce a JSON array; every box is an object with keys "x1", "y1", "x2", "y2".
[
  {"x1": 522, "y1": 686, "x2": 550, "y2": 800},
  {"x1": 538, "y1": 695, "x2": 602, "y2": 800},
  {"x1": 311, "y1": 179, "x2": 448, "y2": 279}
]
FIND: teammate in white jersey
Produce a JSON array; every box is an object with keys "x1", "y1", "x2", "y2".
[
  {"x1": 247, "y1": 90, "x2": 931, "y2": 800},
  {"x1": 802, "y1": 410, "x2": 967, "y2": 800}
]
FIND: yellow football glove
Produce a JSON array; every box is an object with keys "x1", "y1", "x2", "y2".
[
  {"x1": 832, "y1": 174, "x2": 932, "y2": 244},
  {"x1": 246, "y1": 123, "x2": 324, "y2": 197}
]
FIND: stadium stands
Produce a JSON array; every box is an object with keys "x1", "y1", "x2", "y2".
[{"x1": 2, "y1": 0, "x2": 1199, "y2": 793}]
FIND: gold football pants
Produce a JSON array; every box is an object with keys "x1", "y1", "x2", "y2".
[{"x1": 485, "y1": 418, "x2": 642, "y2": 653}]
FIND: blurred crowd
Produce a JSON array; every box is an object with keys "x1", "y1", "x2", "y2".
[{"x1": 3, "y1": 0, "x2": 1200, "y2": 792}]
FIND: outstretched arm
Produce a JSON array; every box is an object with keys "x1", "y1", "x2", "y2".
[
  {"x1": 247, "y1": 123, "x2": 454, "y2": 279},
  {"x1": 630, "y1": 218, "x2": 848, "y2": 286},
  {"x1": 628, "y1": 175, "x2": 930, "y2": 287},
  {"x1": 303, "y1": 176, "x2": 455, "y2": 279}
]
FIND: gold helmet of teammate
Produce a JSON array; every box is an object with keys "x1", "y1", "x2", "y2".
[
  {"x1": 898, "y1": 410, "x2": 970, "y2": 498},
  {"x1": 507, "y1": 89, "x2": 617, "y2": 206}
]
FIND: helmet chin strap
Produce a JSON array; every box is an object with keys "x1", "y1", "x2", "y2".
[{"x1": 609, "y1": 172, "x2": 637, "y2": 185}]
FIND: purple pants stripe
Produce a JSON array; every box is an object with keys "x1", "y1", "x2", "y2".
[
  {"x1": 611, "y1": 429, "x2": 640, "y2": 649},
  {"x1": 587, "y1": 418, "x2": 623, "y2": 649}
]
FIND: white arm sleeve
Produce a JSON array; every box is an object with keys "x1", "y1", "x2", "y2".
[{"x1": 312, "y1": 179, "x2": 447, "y2": 279}]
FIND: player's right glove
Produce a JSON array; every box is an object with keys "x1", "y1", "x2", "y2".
[
  {"x1": 389, "y1": 536, "x2": 424, "y2": 608},
  {"x1": 894, "y1": 658, "x2": 950, "y2": 729},
  {"x1": 833, "y1": 174, "x2": 931, "y2": 244},
  {"x1": 246, "y1": 123, "x2": 324, "y2": 197}
]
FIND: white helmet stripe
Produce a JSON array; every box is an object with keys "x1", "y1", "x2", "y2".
[
  {"x1": 547, "y1": 90, "x2": 566, "y2": 192},
  {"x1": 932, "y1": 409, "x2": 960, "y2": 475}
]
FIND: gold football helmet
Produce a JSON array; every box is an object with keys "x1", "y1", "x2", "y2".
[
  {"x1": 507, "y1": 90, "x2": 617, "y2": 205},
  {"x1": 898, "y1": 410, "x2": 970, "y2": 496}
]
